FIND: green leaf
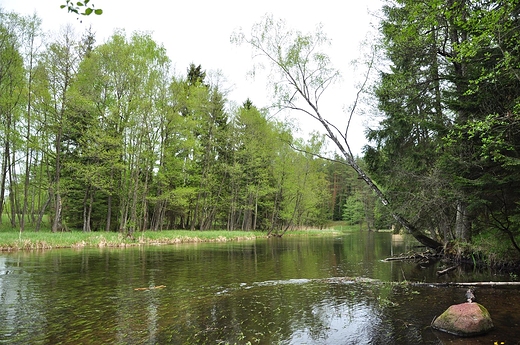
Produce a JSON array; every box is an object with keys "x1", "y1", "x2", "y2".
[
  {"x1": 94, "y1": 9, "x2": 103, "y2": 15},
  {"x1": 77, "y1": 2, "x2": 84, "y2": 6},
  {"x1": 60, "y1": 5, "x2": 66, "y2": 9},
  {"x1": 84, "y1": 8, "x2": 93, "y2": 15}
]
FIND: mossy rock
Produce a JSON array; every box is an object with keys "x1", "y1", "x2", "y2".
[{"x1": 432, "y1": 302, "x2": 493, "y2": 337}]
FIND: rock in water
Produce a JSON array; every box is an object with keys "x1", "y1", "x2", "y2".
[{"x1": 432, "y1": 302, "x2": 493, "y2": 337}]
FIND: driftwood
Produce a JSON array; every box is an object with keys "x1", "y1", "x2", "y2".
[
  {"x1": 409, "y1": 281, "x2": 520, "y2": 287},
  {"x1": 323, "y1": 277, "x2": 520, "y2": 288},
  {"x1": 436, "y1": 265, "x2": 459, "y2": 276},
  {"x1": 383, "y1": 251, "x2": 440, "y2": 263}
]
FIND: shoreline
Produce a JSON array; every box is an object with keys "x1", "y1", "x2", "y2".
[
  {"x1": 0, "y1": 228, "x2": 341, "y2": 252},
  {"x1": 2, "y1": 229, "x2": 517, "y2": 272}
]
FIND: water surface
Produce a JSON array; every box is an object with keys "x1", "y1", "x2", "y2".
[{"x1": 0, "y1": 231, "x2": 518, "y2": 344}]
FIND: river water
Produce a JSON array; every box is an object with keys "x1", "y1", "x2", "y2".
[{"x1": 0, "y1": 231, "x2": 519, "y2": 344}]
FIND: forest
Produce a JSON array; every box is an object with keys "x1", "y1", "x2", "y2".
[
  {"x1": 2, "y1": 0, "x2": 520, "y2": 264},
  {"x1": 0, "y1": 9, "x2": 373, "y2": 236},
  {"x1": 364, "y1": 0, "x2": 520, "y2": 261}
]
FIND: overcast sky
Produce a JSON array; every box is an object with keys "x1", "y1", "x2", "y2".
[{"x1": 1, "y1": 0, "x2": 382, "y2": 155}]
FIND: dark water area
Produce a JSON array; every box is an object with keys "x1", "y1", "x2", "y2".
[{"x1": 0, "y1": 231, "x2": 519, "y2": 344}]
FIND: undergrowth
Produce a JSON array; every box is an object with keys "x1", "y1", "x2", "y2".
[{"x1": 446, "y1": 231, "x2": 520, "y2": 270}]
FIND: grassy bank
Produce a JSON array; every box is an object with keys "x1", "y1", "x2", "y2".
[
  {"x1": 0, "y1": 230, "x2": 264, "y2": 251},
  {"x1": 0, "y1": 227, "x2": 344, "y2": 251}
]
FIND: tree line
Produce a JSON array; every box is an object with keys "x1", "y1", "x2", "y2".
[{"x1": 0, "y1": 10, "x2": 373, "y2": 235}]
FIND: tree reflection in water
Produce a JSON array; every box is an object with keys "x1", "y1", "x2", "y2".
[{"x1": 0, "y1": 233, "x2": 519, "y2": 344}]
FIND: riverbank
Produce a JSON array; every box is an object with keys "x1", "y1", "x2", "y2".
[
  {"x1": 445, "y1": 234, "x2": 520, "y2": 272},
  {"x1": 0, "y1": 228, "x2": 343, "y2": 251}
]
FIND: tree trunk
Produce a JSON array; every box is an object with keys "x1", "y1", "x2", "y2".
[
  {"x1": 82, "y1": 187, "x2": 93, "y2": 232},
  {"x1": 35, "y1": 196, "x2": 50, "y2": 232},
  {"x1": 0, "y1": 140, "x2": 8, "y2": 225},
  {"x1": 52, "y1": 193, "x2": 62, "y2": 233},
  {"x1": 52, "y1": 128, "x2": 62, "y2": 233},
  {"x1": 82, "y1": 188, "x2": 89, "y2": 232},
  {"x1": 455, "y1": 201, "x2": 471, "y2": 241},
  {"x1": 8, "y1": 149, "x2": 19, "y2": 228},
  {"x1": 253, "y1": 188, "x2": 258, "y2": 231},
  {"x1": 87, "y1": 190, "x2": 93, "y2": 232},
  {"x1": 315, "y1": 108, "x2": 443, "y2": 251},
  {"x1": 106, "y1": 194, "x2": 112, "y2": 232}
]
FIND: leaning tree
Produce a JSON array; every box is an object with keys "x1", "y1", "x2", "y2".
[{"x1": 232, "y1": 14, "x2": 442, "y2": 250}]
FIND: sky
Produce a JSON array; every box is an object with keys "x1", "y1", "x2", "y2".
[{"x1": 1, "y1": 0, "x2": 383, "y2": 156}]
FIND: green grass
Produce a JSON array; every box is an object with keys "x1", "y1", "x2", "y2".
[
  {"x1": 0, "y1": 217, "x2": 348, "y2": 251},
  {"x1": 466, "y1": 232, "x2": 520, "y2": 267},
  {"x1": 0, "y1": 228, "x2": 342, "y2": 251}
]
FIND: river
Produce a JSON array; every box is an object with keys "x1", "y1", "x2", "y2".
[{"x1": 0, "y1": 231, "x2": 518, "y2": 344}]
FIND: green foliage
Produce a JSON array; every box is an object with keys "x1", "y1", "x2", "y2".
[
  {"x1": 369, "y1": 0, "x2": 520, "y2": 254},
  {"x1": 342, "y1": 195, "x2": 364, "y2": 226},
  {"x1": 60, "y1": 0, "x2": 103, "y2": 16},
  {"x1": 0, "y1": 12, "x2": 338, "y2": 236}
]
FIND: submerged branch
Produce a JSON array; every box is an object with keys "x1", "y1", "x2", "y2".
[{"x1": 436, "y1": 265, "x2": 459, "y2": 276}]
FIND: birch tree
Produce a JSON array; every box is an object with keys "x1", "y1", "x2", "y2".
[
  {"x1": 19, "y1": 15, "x2": 44, "y2": 232},
  {"x1": 232, "y1": 14, "x2": 442, "y2": 250},
  {"x1": 0, "y1": 11, "x2": 25, "y2": 227}
]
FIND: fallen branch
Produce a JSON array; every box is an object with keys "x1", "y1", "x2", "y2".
[
  {"x1": 436, "y1": 265, "x2": 459, "y2": 276},
  {"x1": 410, "y1": 281, "x2": 520, "y2": 287},
  {"x1": 383, "y1": 251, "x2": 440, "y2": 263},
  {"x1": 322, "y1": 277, "x2": 520, "y2": 288}
]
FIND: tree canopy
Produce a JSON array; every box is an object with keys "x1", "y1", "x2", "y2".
[
  {"x1": 0, "y1": 9, "x2": 358, "y2": 235},
  {"x1": 366, "y1": 0, "x2": 520, "y2": 255}
]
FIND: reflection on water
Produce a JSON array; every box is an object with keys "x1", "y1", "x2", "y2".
[{"x1": 0, "y1": 231, "x2": 519, "y2": 344}]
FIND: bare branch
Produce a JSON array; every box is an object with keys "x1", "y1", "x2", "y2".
[{"x1": 345, "y1": 51, "x2": 374, "y2": 155}]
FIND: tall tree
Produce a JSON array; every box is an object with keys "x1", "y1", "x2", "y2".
[
  {"x1": 38, "y1": 25, "x2": 81, "y2": 232},
  {"x1": 19, "y1": 14, "x2": 44, "y2": 232},
  {"x1": 365, "y1": 0, "x2": 456, "y2": 241},
  {"x1": 442, "y1": 0, "x2": 520, "y2": 251},
  {"x1": 66, "y1": 30, "x2": 171, "y2": 234},
  {"x1": 151, "y1": 76, "x2": 198, "y2": 230},
  {"x1": 230, "y1": 100, "x2": 278, "y2": 231},
  {"x1": 0, "y1": 11, "x2": 27, "y2": 227}
]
